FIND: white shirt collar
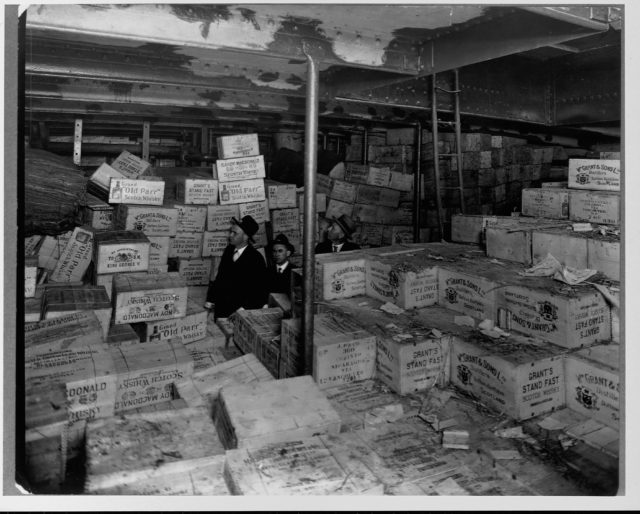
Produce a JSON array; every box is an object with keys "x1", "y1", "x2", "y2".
[
  {"x1": 277, "y1": 262, "x2": 289, "y2": 272},
  {"x1": 233, "y1": 245, "x2": 248, "y2": 258},
  {"x1": 332, "y1": 242, "x2": 344, "y2": 251}
]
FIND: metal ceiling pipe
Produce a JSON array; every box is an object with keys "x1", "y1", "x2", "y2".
[
  {"x1": 413, "y1": 121, "x2": 422, "y2": 242},
  {"x1": 301, "y1": 46, "x2": 319, "y2": 376}
]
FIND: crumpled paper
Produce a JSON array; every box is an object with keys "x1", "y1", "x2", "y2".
[
  {"x1": 519, "y1": 253, "x2": 597, "y2": 285},
  {"x1": 380, "y1": 302, "x2": 405, "y2": 315}
]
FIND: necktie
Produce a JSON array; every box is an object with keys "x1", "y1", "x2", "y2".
[
  {"x1": 332, "y1": 245, "x2": 339, "y2": 253},
  {"x1": 233, "y1": 250, "x2": 240, "y2": 262},
  {"x1": 278, "y1": 267, "x2": 283, "y2": 274}
]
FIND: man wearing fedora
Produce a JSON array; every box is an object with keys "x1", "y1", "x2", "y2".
[
  {"x1": 205, "y1": 215, "x2": 268, "y2": 320},
  {"x1": 314, "y1": 214, "x2": 361, "y2": 254},
  {"x1": 265, "y1": 233, "x2": 296, "y2": 295}
]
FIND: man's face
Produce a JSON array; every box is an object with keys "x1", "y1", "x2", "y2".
[
  {"x1": 271, "y1": 243, "x2": 291, "y2": 265},
  {"x1": 228, "y1": 223, "x2": 248, "y2": 248},
  {"x1": 327, "y1": 222, "x2": 345, "y2": 242}
]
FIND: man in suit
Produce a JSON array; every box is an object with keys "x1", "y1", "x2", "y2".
[
  {"x1": 314, "y1": 214, "x2": 360, "y2": 254},
  {"x1": 265, "y1": 233, "x2": 296, "y2": 296},
  {"x1": 205, "y1": 215, "x2": 268, "y2": 320}
]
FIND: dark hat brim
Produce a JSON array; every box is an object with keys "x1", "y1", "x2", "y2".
[
  {"x1": 332, "y1": 216, "x2": 355, "y2": 237},
  {"x1": 231, "y1": 217, "x2": 256, "y2": 242}
]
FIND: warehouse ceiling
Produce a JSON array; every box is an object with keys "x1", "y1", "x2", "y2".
[{"x1": 23, "y1": 4, "x2": 622, "y2": 148}]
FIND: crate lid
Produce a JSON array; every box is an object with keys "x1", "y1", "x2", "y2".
[{"x1": 94, "y1": 229, "x2": 150, "y2": 245}]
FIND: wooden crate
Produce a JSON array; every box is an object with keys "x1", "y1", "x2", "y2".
[
  {"x1": 180, "y1": 324, "x2": 228, "y2": 373},
  {"x1": 85, "y1": 407, "x2": 225, "y2": 493},
  {"x1": 265, "y1": 179, "x2": 297, "y2": 209},
  {"x1": 231, "y1": 307, "x2": 283, "y2": 359},
  {"x1": 325, "y1": 197, "x2": 354, "y2": 219},
  {"x1": 569, "y1": 190, "x2": 621, "y2": 225},
  {"x1": 111, "y1": 339, "x2": 194, "y2": 413},
  {"x1": 388, "y1": 171, "x2": 413, "y2": 192},
  {"x1": 587, "y1": 237, "x2": 620, "y2": 281},
  {"x1": 42, "y1": 286, "x2": 112, "y2": 338},
  {"x1": 172, "y1": 203, "x2": 207, "y2": 233},
  {"x1": 450, "y1": 214, "x2": 501, "y2": 244},
  {"x1": 88, "y1": 162, "x2": 127, "y2": 195},
  {"x1": 138, "y1": 297, "x2": 207, "y2": 344},
  {"x1": 450, "y1": 334, "x2": 566, "y2": 420},
  {"x1": 25, "y1": 310, "x2": 104, "y2": 348},
  {"x1": 93, "y1": 230, "x2": 150, "y2": 275},
  {"x1": 177, "y1": 257, "x2": 212, "y2": 285},
  {"x1": 216, "y1": 133, "x2": 260, "y2": 160},
  {"x1": 271, "y1": 207, "x2": 299, "y2": 232},
  {"x1": 345, "y1": 163, "x2": 391, "y2": 187},
  {"x1": 110, "y1": 150, "x2": 151, "y2": 178},
  {"x1": 521, "y1": 188, "x2": 569, "y2": 219},
  {"x1": 176, "y1": 176, "x2": 219, "y2": 205},
  {"x1": 224, "y1": 435, "x2": 384, "y2": 495},
  {"x1": 315, "y1": 252, "x2": 367, "y2": 300},
  {"x1": 108, "y1": 177, "x2": 165, "y2": 205},
  {"x1": 201, "y1": 231, "x2": 228, "y2": 258},
  {"x1": 217, "y1": 155, "x2": 266, "y2": 182},
  {"x1": 169, "y1": 232, "x2": 203, "y2": 259},
  {"x1": 564, "y1": 343, "x2": 620, "y2": 429},
  {"x1": 218, "y1": 178, "x2": 266, "y2": 205},
  {"x1": 365, "y1": 249, "x2": 438, "y2": 309},
  {"x1": 531, "y1": 228, "x2": 588, "y2": 269},
  {"x1": 497, "y1": 279, "x2": 611, "y2": 348},
  {"x1": 328, "y1": 178, "x2": 358, "y2": 203},
  {"x1": 49, "y1": 226, "x2": 94, "y2": 283},
  {"x1": 355, "y1": 184, "x2": 401, "y2": 208},
  {"x1": 82, "y1": 194, "x2": 114, "y2": 230},
  {"x1": 114, "y1": 204, "x2": 178, "y2": 236},
  {"x1": 147, "y1": 236, "x2": 170, "y2": 266},
  {"x1": 438, "y1": 267, "x2": 499, "y2": 321},
  {"x1": 238, "y1": 199, "x2": 270, "y2": 223},
  {"x1": 215, "y1": 375, "x2": 341, "y2": 449},
  {"x1": 106, "y1": 322, "x2": 139, "y2": 347},
  {"x1": 206, "y1": 204, "x2": 239, "y2": 231},
  {"x1": 485, "y1": 225, "x2": 532, "y2": 264},
  {"x1": 113, "y1": 271, "x2": 188, "y2": 324},
  {"x1": 568, "y1": 159, "x2": 620, "y2": 191},
  {"x1": 175, "y1": 353, "x2": 274, "y2": 415}
]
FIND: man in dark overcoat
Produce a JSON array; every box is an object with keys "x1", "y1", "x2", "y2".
[
  {"x1": 205, "y1": 215, "x2": 268, "y2": 319},
  {"x1": 314, "y1": 214, "x2": 361, "y2": 254},
  {"x1": 265, "y1": 233, "x2": 296, "y2": 296}
]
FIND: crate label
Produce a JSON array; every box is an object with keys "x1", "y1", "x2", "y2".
[
  {"x1": 146, "y1": 310, "x2": 207, "y2": 344},
  {"x1": 271, "y1": 208, "x2": 299, "y2": 232},
  {"x1": 110, "y1": 150, "x2": 151, "y2": 179},
  {"x1": 177, "y1": 178, "x2": 219, "y2": 205},
  {"x1": 366, "y1": 259, "x2": 438, "y2": 309},
  {"x1": 329, "y1": 180, "x2": 357, "y2": 203},
  {"x1": 569, "y1": 191, "x2": 620, "y2": 225},
  {"x1": 266, "y1": 182, "x2": 297, "y2": 209},
  {"x1": 178, "y1": 258, "x2": 212, "y2": 286},
  {"x1": 116, "y1": 205, "x2": 178, "y2": 236},
  {"x1": 90, "y1": 162, "x2": 126, "y2": 190},
  {"x1": 115, "y1": 289, "x2": 187, "y2": 323},
  {"x1": 568, "y1": 159, "x2": 620, "y2": 191},
  {"x1": 216, "y1": 133, "x2": 260, "y2": 159},
  {"x1": 238, "y1": 200, "x2": 270, "y2": 223},
  {"x1": 147, "y1": 236, "x2": 170, "y2": 265},
  {"x1": 169, "y1": 233, "x2": 203, "y2": 259},
  {"x1": 314, "y1": 338, "x2": 377, "y2": 389},
  {"x1": 521, "y1": 189, "x2": 569, "y2": 219},
  {"x1": 218, "y1": 178, "x2": 265, "y2": 205},
  {"x1": 174, "y1": 204, "x2": 207, "y2": 233},
  {"x1": 50, "y1": 227, "x2": 94, "y2": 282},
  {"x1": 316, "y1": 259, "x2": 366, "y2": 300},
  {"x1": 325, "y1": 198, "x2": 353, "y2": 219},
  {"x1": 438, "y1": 269, "x2": 496, "y2": 320},
  {"x1": 207, "y1": 204, "x2": 239, "y2": 231},
  {"x1": 202, "y1": 232, "x2": 228, "y2": 257},
  {"x1": 108, "y1": 179, "x2": 165, "y2": 205},
  {"x1": 97, "y1": 244, "x2": 149, "y2": 274},
  {"x1": 216, "y1": 155, "x2": 265, "y2": 182}
]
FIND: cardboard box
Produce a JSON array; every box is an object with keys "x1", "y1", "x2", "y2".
[
  {"x1": 497, "y1": 280, "x2": 611, "y2": 348},
  {"x1": 176, "y1": 176, "x2": 219, "y2": 205},
  {"x1": 110, "y1": 150, "x2": 151, "y2": 179},
  {"x1": 177, "y1": 257, "x2": 212, "y2": 286},
  {"x1": 216, "y1": 133, "x2": 260, "y2": 160},
  {"x1": 173, "y1": 203, "x2": 207, "y2": 233},
  {"x1": 365, "y1": 251, "x2": 439, "y2": 309},
  {"x1": 138, "y1": 298, "x2": 208, "y2": 344},
  {"x1": 355, "y1": 184, "x2": 401, "y2": 208},
  {"x1": 588, "y1": 237, "x2": 620, "y2": 281},
  {"x1": 82, "y1": 194, "x2": 114, "y2": 230},
  {"x1": 147, "y1": 236, "x2": 170, "y2": 266},
  {"x1": 113, "y1": 272, "x2": 188, "y2": 324},
  {"x1": 315, "y1": 253, "x2": 366, "y2": 300},
  {"x1": 111, "y1": 339, "x2": 194, "y2": 413},
  {"x1": 114, "y1": 204, "x2": 178, "y2": 236},
  {"x1": 49, "y1": 226, "x2": 94, "y2": 283},
  {"x1": 108, "y1": 177, "x2": 165, "y2": 205},
  {"x1": 271, "y1": 208, "x2": 299, "y2": 232},
  {"x1": 265, "y1": 180, "x2": 297, "y2": 209},
  {"x1": 568, "y1": 159, "x2": 621, "y2": 191},
  {"x1": 215, "y1": 375, "x2": 341, "y2": 449},
  {"x1": 202, "y1": 231, "x2": 228, "y2": 257},
  {"x1": 206, "y1": 204, "x2": 239, "y2": 232},
  {"x1": 169, "y1": 232, "x2": 203, "y2": 259},
  {"x1": 450, "y1": 334, "x2": 565, "y2": 420},
  {"x1": 521, "y1": 188, "x2": 569, "y2": 219},
  {"x1": 216, "y1": 155, "x2": 265, "y2": 182},
  {"x1": 218, "y1": 178, "x2": 266, "y2": 205},
  {"x1": 94, "y1": 230, "x2": 150, "y2": 275},
  {"x1": 25, "y1": 256, "x2": 38, "y2": 298},
  {"x1": 564, "y1": 344, "x2": 619, "y2": 428},
  {"x1": 531, "y1": 229, "x2": 588, "y2": 269},
  {"x1": 238, "y1": 199, "x2": 270, "y2": 224},
  {"x1": 569, "y1": 191, "x2": 621, "y2": 225}
]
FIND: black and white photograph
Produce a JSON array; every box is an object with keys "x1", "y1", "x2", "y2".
[{"x1": 3, "y1": 1, "x2": 636, "y2": 510}]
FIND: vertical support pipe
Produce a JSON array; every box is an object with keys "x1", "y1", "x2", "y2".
[
  {"x1": 362, "y1": 128, "x2": 369, "y2": 164},
  {"x1": 431, "y1": 74, "x2": 445, "y2": 241},
  {"x1": 201, "y1": 126, "x2": 209, "y2": 166},
  {"x1": 73, "y1": 118, "x2": 82, "y2": 166},
  {"x1": 142, "y1": 121, "x2": 150, "y2": 162},
  {"x1": 453, "y1": 69, "x2": 465, "y2": 215},
  {"x1": 322, "y1": 133, "x2": 327, "y2": 150},
  {"x1": 302, "y1": 48, "x2": 319, "y2": 376},
  {"x1": 413, "y1": 122, "x2": 422, "y2": 242}
]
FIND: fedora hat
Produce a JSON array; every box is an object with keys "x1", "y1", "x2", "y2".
[
  {"x1": 270, "y1": 233, "x2": 295, "y2": 254},
  {"x1": 332, "y1": 214, "x2": 357, "y2": 237},
  {"x1": 231, "y1": 215, "x2": 259, "y2": 242}
]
